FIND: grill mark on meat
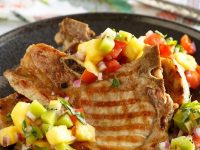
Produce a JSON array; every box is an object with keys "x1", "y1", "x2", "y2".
[
  {"x1": 83, "y1": 102, "x2": 155, "y2": 115},
  {"x1": 96, "y1": 129, "x2": 150, "y2": 137},
  {"x1": 80, "y1": 98, "x2": 137, "y2": 107},
  {"x1": 90, "y1": 116, "x2": 153, "y2": 127},
  {"x1": 96, "y1": 135, "x2": 145, "y2": 143},
  {"x1": 94, "y1": 123, "x2": 151, "y2": 131},
  {"x1": 85, "y1": 111, "x2": 155, "y2": 120}
]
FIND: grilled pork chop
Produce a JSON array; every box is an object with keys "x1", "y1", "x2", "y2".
[
  {"x1": 4, "y1": 44, "x2": 78, "y2": 105},
  {"x1": 4, "y1": 43, "x2": 174, "y2": 149},
  {"x1": 55, "y1": 18, "x2": 95, "y2": 53},
  {"x1": 65, "y1": 46, "x2": 174, "y2": 150}
]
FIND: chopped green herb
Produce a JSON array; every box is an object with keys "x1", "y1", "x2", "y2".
[
  {"x1": 155, "y1": 30, "x2": 167, "y2": 38},
  {"x1": 34, "y1": 145, "x2": 48, "y2": 150},
  {"x1": 174, "y1": 44, "x2": 185, "y2": 53},
  {"x1": 26, "y1": 148, "x2": 32, "y2": 150},
  {"x1": 166, "y1": 37, "x2": 177, "y2": 46},
  {"x1": 6, "y1": 113, "x2": 12, "y2": 123},
  {"x1": 111, "y1": 78, "x2": 120, "y2": 88},
  {"x1": 115, "y1": 33, "x2": 122, "y2": 40},
  {"x1": 22, "y1": 120, "x2": 27, "y2": 134},
  {"x1": 60, "y1": 99, "x2": 86, "y2": 124}
]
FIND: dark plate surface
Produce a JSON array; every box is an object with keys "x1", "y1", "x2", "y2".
[{"x1": 1, "y1": 13, "x2": 200, "y2": 98}]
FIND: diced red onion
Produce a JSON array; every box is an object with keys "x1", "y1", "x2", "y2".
[
  {"x1": 98, "y1": 73, "x2": 103, "y2": 80},
  {"x1": 191, "y1": 42, "x2": 196, "y2": 52},
  {"x1": 193, "y1": 128, "x2": 200, "y2": 137},
  {"x1": 64, "y1": 96, "x2": 69, "y2": 101},
  {"x1": 21, "y1": 144, "x2": 29, "y2": 150},
  {"x1": 138, "y1": 36, "x2": 146, "y2": 43},
  {"x1": 26, "y1": 126, "x2": 32, "y2": 132},
  {"x1": 26, "y1": 111, "x2": 36, "y2": 121},
  {"x1": 73, "y1": 79, "x2": 81, "y2": 88},
  {"x1": 177, "y1": 130, "x2": 183, "y2": 136},
  {"x1": 158, "y1": 141, "x2": 170, "y2": 150},
  {"x1": 2, "y1": 136, "x2": 10, "y2": 147},
  {"x1": 97, "y1": 61, "x2": 107, "y2": 71},
  {"x1": 145, "y1": 30, "x2": 153, "y2": 37},
  {"x1": 75, "y1": 51, "x2": 85, "y2": 61}
]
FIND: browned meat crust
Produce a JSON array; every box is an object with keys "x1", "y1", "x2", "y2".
[
  {"x1": 55, "y1": 18, "x2": 95, "y2": 53},
  {"x1": 4, "y1": 44, "x2": 78, "y2": 105},
  {"x1": 162, "y1": 58, "x2": 190, "y2": 104},
  {"x1": 0, "y1": 93, "x2": 30, "y2": 129}
]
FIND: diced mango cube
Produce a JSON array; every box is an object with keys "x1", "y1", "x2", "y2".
[
  {"x1": 41, "y1": 111, "x2": 57, "y2": 125},
  {"x1": 124, "y1": 37, "x2": 144, "y2": 61},
  {"x1": 0, "y1": 126, "x2": 19, "y2": 147},
  {"x1": 11, "y1": 102, "x2": 30, "y2": 133},
  {"x1": 29, "y1": 100, "x2": 47, "y2": 118},
  {"x1": 75, "y1": 121, "x2": 95, "y2": 142},
  {"x1": 46, "y1": 126, "x2": 75, "y2": 145},
  {"x1": 174, "y1": 52, "x2": 197, "y2": 71},
  {"x1": 55, "y1": 143, "x2": 75, "y2": 150},
  {"x1": 49, "y1": 100, "x2": 62, "y2": 111},
  {"x1": 84, "y1": 61, "x2": 99, "y2": 76}
]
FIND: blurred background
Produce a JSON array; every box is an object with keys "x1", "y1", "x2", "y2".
[{"x1": 0, "y1": 0, "x2": 200, "y2": 35}]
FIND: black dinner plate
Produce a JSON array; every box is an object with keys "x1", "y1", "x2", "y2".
[{"x1": 0, "y1": 12, "x2": 200, "y2": 149}]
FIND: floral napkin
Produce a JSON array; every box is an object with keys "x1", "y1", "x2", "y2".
[{"x1": 0, "y1": 0, "x2": 200, "y2": 35}]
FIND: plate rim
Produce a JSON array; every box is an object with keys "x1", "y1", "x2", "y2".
[{"x1": 0, "y1": 12, "x2": 200, "y2": 42}]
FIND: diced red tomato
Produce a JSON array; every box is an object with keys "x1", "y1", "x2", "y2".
[
  {"x1": 193, "y1": 134, "x2": 200, "y2": 149},
  {"x1": 159, "y1": 44, "x2": 172, "y2": 57},
  {"x1": 81, "y1": 70, "x2": 97, "y2": 84},
  {"x1": 144, "y1": 33, "x2": 164, "y2": 46},
  {"x1": 70, "y1": 115, "x2": 77, "y2": 124},
  {"x1": 118, "y1": 55, "x2": 128, "y2": 64},
  {"x1": 104, "y1": 40, "x2": 127, "y2": 60},
  {"x1": 71, "y1": 126, "x2": 76, "y2": 135},
  {"x1": 185, "y1": 70, "x2": 200, "y2": 89},
  {"x1": 196, "y1": 66, "x2": 200, "y2": 74},
  {"x1": 105, "y1": 59, "x2": 121, "y2": 73},
  {"x1": 180, "y1": 34, "x2": 196, "y2": 54}
]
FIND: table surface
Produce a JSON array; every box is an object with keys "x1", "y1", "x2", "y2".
[{"x1": 0, "y1": 0, "x2": 200, "y2": 36}]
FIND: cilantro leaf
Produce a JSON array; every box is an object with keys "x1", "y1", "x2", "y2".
[
  {"x1": 155, "y1": 30, "x2": 167, "y2": 38},
  {"x1": 60, "y1": 98, "x2": 86, "y2": 124},
  {"x1": 111, "y1": 78, "x2": 120, "y2": 88}
]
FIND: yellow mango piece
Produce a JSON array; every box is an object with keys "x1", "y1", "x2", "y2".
[
  {"x1": 46, "y1": 125, "x2": 75, "y2": 145},
  {"x1": 124, "y1": 37, "x2": 144, "y2": 61},
  {"x1": 117, "y1": 30, "x2": 132, "y2": 43},
  {"x1": 11, "y1": 102, "x2": 30, "y2": 133},
  {"x1": 33, "y1": 140, "x2": 50, "y2": 148},
  {"x1": 84, "y1": 61, "x2": 99, "y2": 76},
  {"x1": 174, "y1": 52, "x2": 197, "y2": 71},
  {"x1": 75, "y1": 121, "x2": 95, "y2": 142},
  {"x1": 0, "y1": 126, "x2": 19, "y2": 147},
  {"x1": 78, "y1": 39, "x2": 103, "y2": 64}
]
